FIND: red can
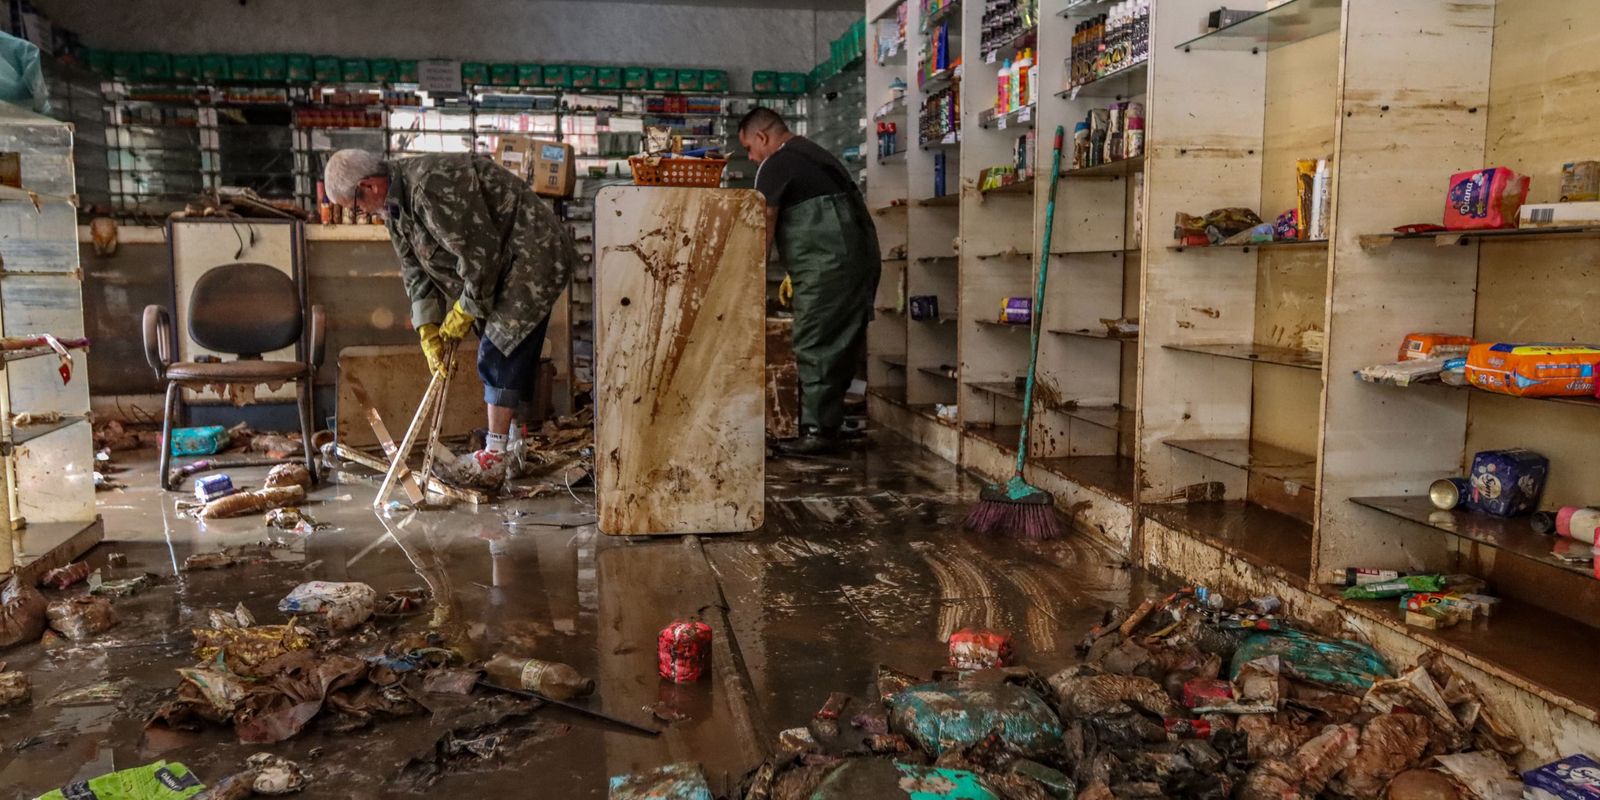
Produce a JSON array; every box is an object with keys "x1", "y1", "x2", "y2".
[{"x1": 658, "y1": 619, "x2": 712, "y2": 683}]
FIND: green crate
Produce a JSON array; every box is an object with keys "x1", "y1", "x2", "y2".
[
  {"x1": 397, "y1": 60, "x2": 418, "y2": 83},
  {"x1": 487, "y1": 63, "x2": 515, "y2": 86},
  {"x1": 649, "y1": 67, "x2": 676, "y2": 91},
  {"x1": 517, "y1": 64, "x2": 543, "y2": 87},
  {"x1": 701, "y1": 69, "x2": 729, "y2": 93},
  {"x1": 284, "y1": 54, "x2": 312, "y2": 82},
  {"x1": 370, "y1": 58, "x2": 399, "y2": 83},
  {"x1": 341, "y1": 59, "x2": 371, "y2": 82},
  {"x1": 258, "y1": 54, "x2": 287, "y2": 81},
  {"x1": 623, "y1": 66, "x2": 649, "y2": 90},
  {"x1": 229, "y1": 55, "x2": 259, "y2": 82},
  {"x1": 542, "y1": 64, "x2": 571, "y2": 88},
  {"x1": 171, "y1": 54, "x2": 199, "y2": 81},
  {"x1": 138, "y1": 52, "x2": 172, "y2": 80},
  {"x1": 86, "y1": 49, "x2": 112, "y2": 76},
  {"x1": 461, "y1": 62, "x2": 489, "y2": 86},
  {"x1": 596, "y1": 66, "x2": 621, "y2": 89},
  {"x1": 778, "y1": 72, "x2": 808, "y2": 94},
  {"x1": 201, "y1": 54, "x2": 230, "y2": 81},
  {"x1": 313, "y1": 56, "x2": 341, "y2": 82},
  {"x1": 675, "y1": 69, "x2": 701, "y2": 92},
  {"x1": 571, "y1": 65, "x2": 596, "y2": 89},
  {"x1": 751, "y1": 70, "x2": 778, "y2": 94},
  {"x1": 111, "y1": 52, "x2": 139, "y2": 79}
]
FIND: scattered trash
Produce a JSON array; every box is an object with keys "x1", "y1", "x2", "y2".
[
  {"x1": 90, "y1": 572, "x2": 156, "y2": 598},
  {"x1": 421, "y1": 668, "x2": 480, "y2": 696},
  {"x1": 245, "y1": 753, "x2": 309, "y2": 794},
  {"x1": 0, "y1": 668, "x2": 29, "y2": 706},
  {"x1": 195, "y1": 473, "x2": 237, "y2": 502},
  {"x1": 32, "y1": 760, "x2": 205, "y2": 800},
  {"x1": 199, "y1": 484, "x2": 306, "y2": 519},
  {"x1": 1328, "y1": 713, "x2": 1432, "y2": 797},
  {"x1": 207, "y1": 603, "x2": 257, "y2": 629},
  {"x1": 1435, "y1": 750, "x2": 1523, "y2": 800},
  {"x1": 264, "y1": 462, "x2": 312, "y2": 490},
  {"x1": 1522, "y1": 753, "x2": 1600, "y2": 800},
  {"x1": 49, "y1": 678, "x2": 132, "y2": 706},
  {"x1": 0, "y1": 577, "x2": 48, "y2": 648},
  {"x1": 106, "y1": 552, "x2": 129, "y2": 568},
  {"x1": 192, "y1": 624, "x2": 314, "y2": 676},
  {"x1": 658, "y1": 619, "x2": 712, "y2": 683},
  {"x1": 375, "y1": 587, "x2": 430, "y2": 616},
  {"x1": 266, "y1": 507, "x2": 325, "y2": 533},
  {"x1": 44, "y1": 595, "x2": 117, "y2": 640},
  {"x1": 484, "y1": 652, "x2": 594, "y2": 700},
  {"x1": 809, "y1": 760, "x2": 1000, "y2": 799},
  {"x1": 171, "y1": 424, "x2": 230, "y2": 456},
  {"x1": 278, "y1": 581, "x2": 376, "y2": 632},
  {"x1": 183, "y1": 551, "x2": 237, "y2": 572},
  {"x1": 1230, "y1": 629, "x2": 1391, "y2": 695},
  {"x1": 608, "y1": 762, "x2": 713, "y2": 800},
  {"x1": 38, "y1": 560, "x2": 92, "y2": 589},
  {"x1": 948, "y1": 627, "x2": 1013, "y2": 670},
  {"x1": 888, "y1": 680, "x2": 1063, "y2": 756}
]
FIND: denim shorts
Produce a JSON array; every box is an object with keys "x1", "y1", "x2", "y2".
[{"x1": 477, "y1": 313, "x2": 551, "y2": 410}]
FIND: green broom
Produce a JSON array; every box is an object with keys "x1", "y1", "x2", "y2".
[{"x1": 965, "y1": 125, "x2": 1067, "y2": 540}]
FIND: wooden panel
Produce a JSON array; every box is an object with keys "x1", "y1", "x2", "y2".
[
  {"x1": 1316, "y1": 0, "x2": 1494, "y2": 571},
  {"x1": 1135, "y1": 0, "x2": 1265, "y2": 504},
  {"x1": 766, "y1": 318, "x2": 799, "y2": 440},
  {"x1": 593, "y1": 187, "x2": 765, "y2": 535},
  {"x1": 170, "y1": 219, "x2": 303, "y2": 402},
  {"x1": 335, "y1": 345, "x2": 486, "y2": 448}
]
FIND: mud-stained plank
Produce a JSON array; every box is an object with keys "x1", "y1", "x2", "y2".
[
  {"x1": 593, "y1": 187, "x2": 766, "y2": 535},
  {"x1": 765, "y1": 318, "x2": 799, "y2": 440}
]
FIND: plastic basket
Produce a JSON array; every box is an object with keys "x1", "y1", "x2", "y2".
[{"x1": 629, "y1": 157, "x2": 728, "y2": 188}]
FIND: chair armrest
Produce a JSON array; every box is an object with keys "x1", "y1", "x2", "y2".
[
  {"x1": 142, "y1": 304, "x2": 172, "y2": 377},
  {"x1": 308, "y1": 305, "x2": 327, "y2": 370}
]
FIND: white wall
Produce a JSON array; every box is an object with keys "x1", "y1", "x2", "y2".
[{"x1": 34, "y1": 0, "x2": 859, "y2": 88}]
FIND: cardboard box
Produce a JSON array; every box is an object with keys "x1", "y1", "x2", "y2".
[
  {"x1": 1519, "y1": 201, "x2": 1600, "y2": 228},
  {"x1": 495, "y1": 136, "x2": 575, "y2": 199}
]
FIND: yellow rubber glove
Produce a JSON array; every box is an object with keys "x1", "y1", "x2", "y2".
[
  {"x1": 439, "y1": 300, "x2": 476, "y2": 341},
  {"x1": 778, "y1": 274, "x2": 793, "y2": 308},
  {"x1": 418, "y1": 323, "x2": 448, "y2": 377}
]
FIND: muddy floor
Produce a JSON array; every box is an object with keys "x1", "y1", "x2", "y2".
[{"x1": 2, "y1": 433, "x2": 1158, "y2": 798}]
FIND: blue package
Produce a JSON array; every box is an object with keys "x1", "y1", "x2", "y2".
[
  {"x1": 1523, "y1": 754, "x2": 1600, "y2": 800},
  {"x1": 1466, "y1": 448, "x2": 1548, "y2": 517},
  {"x1": 195, "y1": 474, "x2": 235, "y2": 503}
]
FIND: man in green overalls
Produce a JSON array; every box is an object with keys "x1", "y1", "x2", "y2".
[{"x1": 740, "y1": 108, "x2": 881, "y2": 455}]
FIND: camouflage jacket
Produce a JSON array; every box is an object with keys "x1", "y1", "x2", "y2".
[{"x1": 384, "y1": 154, "x2": 576, "y2": 354}]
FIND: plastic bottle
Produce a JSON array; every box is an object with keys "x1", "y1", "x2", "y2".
[
  {"x1": 996, "y1": 60, "x2": 1010, "y2": 115},
  {"x1": 1016, "y1": 48, "x2": 1033, "y2": 108},
  {"x1": 484, "y1": 653, "x2": 595, "y2": 700}
]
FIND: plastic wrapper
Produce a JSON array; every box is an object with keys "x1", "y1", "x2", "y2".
[
  {"x1": 263, "y1": 462, "x2": 311, "y2": 490},
  {"x1": 888, "y1": 681, "x2": 1063, "y2": 756},
  {"x1": 245, "y1": 753, "x2": 308, "y2": 795},
  {"x1": 1328, "y1": 713, "x2": 1431, "y2": 797},
  {"x1": 1443, "y1": 167, "x2": 1529, "y2": 230},
  {"x1": 1239, "y1": 724, "x2": 1358, "y2": 800},
  {"x1": 1050, "y1": 670, "x2": 1177, "y2": 718},
  {"x1": 278, "y1": 581, "x2": 375, "y2": 632},
  {"x1": 192, "y1": 624, "x2": 314, "y2": 677},
  {"x1": 199, "y1": 485, "x2": 306, "y2": 519},
  {"x1": 1174, "y1": 208, "x2": 1263, "y2": 244},
  {"x1": 1399, "y1": 333, "x2": 1475, "y2": 362},
  {"x1": 1362, "y1": 666, "x2": 1467, "y2": 751},
  {"x1": 0, "y1": 576, "x2": 48, "y2": 648},
  {"x1": 1229, "y1": 630, "x2": 1391, "y2": 694},
  {"x1": 1466, "y1": 343, "x2": 1600, "y2": 398},
  {"x1": 658, "y1": 619, "x2": 712, "y2": 683},
  {"x1": 1340, "y1": 575, "x2": 1447, "y2": 600},
  {"x1": 1522, "y1": 754, "x2": 1600, "y2": 800},
  {"x1": 608, "y1": 762, "x2": 714, "y2": 800},
  {"x1": 808, "y1": 760, "x2": 1000, "y2": 799},
  {"x1": 949, "y1": 628, "x2": 1013, "y2": 670},
  {"x1": 1435, "y1": 751, "x2": 1522, "y2": 800},
  {"x1": 38, "y1": 560, "x2": 92, "y2": 590},
  {"x1": 45, "y1": 595, "x2": 117, "y2": 640},
  {"x1": 170, "y1": 425, "x2": 230, "y2": 456},
  {"x1": 32, "y1": 760, "x2": 205, "y2": 800},
  {"x1": 0, "y1": 669, "x2": 29, "y2": 706}
]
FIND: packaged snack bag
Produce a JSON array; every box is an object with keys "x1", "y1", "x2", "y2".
[
  {"x1": 1444, "y1": 167, "x2": 1529, "y2": 230},
  {"x1": 1465, "y1": 343, "x2": 1600, "y2": 397},
  {"x1": 1398, "y1": 332, "x2": 1475, "y2": 361}
]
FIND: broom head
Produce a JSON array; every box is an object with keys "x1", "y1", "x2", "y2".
[{"x1": 964, "y1": 475, "x2": 1063, "y2": 540}]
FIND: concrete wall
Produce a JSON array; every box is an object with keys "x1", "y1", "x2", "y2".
[{"x1": 33, "y1": 0, "x2": 859, "y2": 88}]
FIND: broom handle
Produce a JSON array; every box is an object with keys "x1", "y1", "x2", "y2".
[{"x1": 1014, "y1": 126, "x2": 1067, "y2": 476}]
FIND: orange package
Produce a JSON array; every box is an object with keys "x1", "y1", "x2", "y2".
[
  {"x1": 1398, "y1": 333, "x2": 1475, "y2": 362},
  {"x1": 1464, "y1": 343, "x2": 1600, "y2": 397}
]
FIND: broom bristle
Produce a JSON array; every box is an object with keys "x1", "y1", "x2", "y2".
[{"x1": 964, "y1": 496, "x2": 1064, "y2": 540}]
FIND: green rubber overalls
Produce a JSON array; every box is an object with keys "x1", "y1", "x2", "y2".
[{"x1": 775, "y1": 143, "x2": 881, "y2": 431}]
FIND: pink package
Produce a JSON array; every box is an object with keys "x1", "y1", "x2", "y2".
[{"x1": 1444, "y1": 167, "x2": 1529, "y2": 230}]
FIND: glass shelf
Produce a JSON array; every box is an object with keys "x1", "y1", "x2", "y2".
[{"x1": 1175, "y1": 0, "x2": 1343, "y2": 53}]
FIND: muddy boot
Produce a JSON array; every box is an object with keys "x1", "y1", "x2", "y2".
[{"x1": 776, "y1": 425, "x2": 839, "y2": 456}]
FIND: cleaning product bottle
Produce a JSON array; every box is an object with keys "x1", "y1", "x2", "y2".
[
  {"x1": 484, "y1": 653, "x2": 596, "y2": 700},
  {"x1": 1016, "y1": 47, "x2": 1033, "y2": 108},
  {"x1": 996, "y1": 60, "x2": 1009, "y2": 116}
]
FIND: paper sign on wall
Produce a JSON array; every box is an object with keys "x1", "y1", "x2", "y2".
[{"x1": 418, "y1": 60, "x2": 463, "y2": 95}]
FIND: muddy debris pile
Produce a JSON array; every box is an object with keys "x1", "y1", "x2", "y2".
[{"x1": 699, "y1": 589, "x2": 1524, "y2": 800}]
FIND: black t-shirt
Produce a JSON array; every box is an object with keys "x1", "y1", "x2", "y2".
[{"x1": 753, "y1": 136, "x2": 857, "y2": 213}]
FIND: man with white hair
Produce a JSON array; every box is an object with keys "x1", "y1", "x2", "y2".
[{"x1": 323, "y1": 149, "x2": 576, "y2": 484}]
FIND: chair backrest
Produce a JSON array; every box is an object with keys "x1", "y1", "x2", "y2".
[{"x1": 187, "y1": 262, "x2": 302, "y2": 357}]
